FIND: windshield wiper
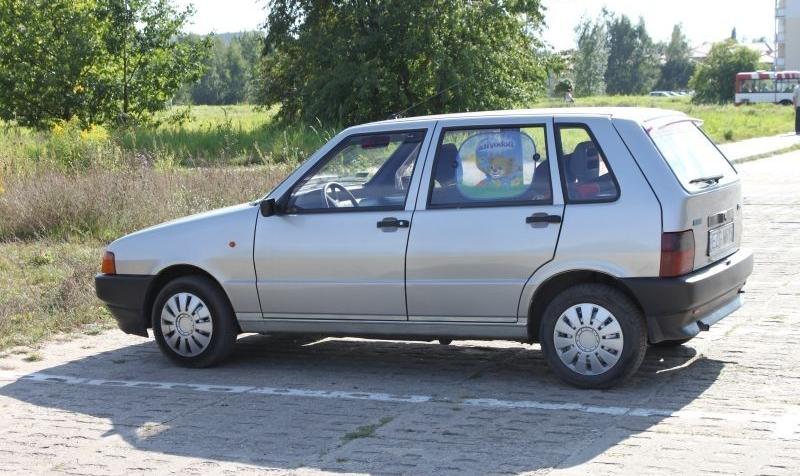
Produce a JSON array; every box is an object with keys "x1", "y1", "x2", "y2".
[{"x1": 689, "y1": 174, "x2": 724, "y2": 185}]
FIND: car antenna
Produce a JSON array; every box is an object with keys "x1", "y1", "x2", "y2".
[{"x1": 388, "y1": 78, "x2": 468, "y2": 120}]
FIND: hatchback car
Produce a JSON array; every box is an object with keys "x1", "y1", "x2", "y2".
[{"x1": 96, "y1": 108, "x2": 753, "y2": 388}]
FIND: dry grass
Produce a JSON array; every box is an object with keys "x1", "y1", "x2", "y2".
[
  {"x1": 0, "y1": 241, "x2": 109, "y2": 352},
  {"x1": 0, "y1": 165, "x2": 291, "y2": 241},
  {"x1": 0, "y1": 163, "x2": 292, "y2": 352}
]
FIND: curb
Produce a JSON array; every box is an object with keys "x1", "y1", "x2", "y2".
[{"x1": 730, "y1": 144, "x2": 800, "y2": 164}]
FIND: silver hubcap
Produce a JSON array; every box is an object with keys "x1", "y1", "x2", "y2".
[
  {"x1": 553, "y1": 303, "x2": 624, "y2": 376},
  {"x1": 160, "y1": 292, "x2": 213, "y2": 357}
]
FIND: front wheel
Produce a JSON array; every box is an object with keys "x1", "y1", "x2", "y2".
[
  {"x1": 539, "y1": 284, "x2": 647, "y2": 389},
  {"x1": 152, "y1": 275, "x2": 238, "y2": 367}
]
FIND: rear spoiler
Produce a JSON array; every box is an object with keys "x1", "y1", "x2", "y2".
[{"x1": 643, "y1": 116, "x2": 704, "y2": 134}]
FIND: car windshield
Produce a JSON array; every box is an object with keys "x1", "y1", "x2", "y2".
[{"x1": 648, "y1": 121, "x2": 737, "y2": 192}]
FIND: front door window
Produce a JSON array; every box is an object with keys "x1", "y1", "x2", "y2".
[{"x1": 287, "y1": 131, "x2": 425, "y2": 212}]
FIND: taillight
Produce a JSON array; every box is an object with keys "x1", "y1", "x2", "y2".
[
  {"x1": 660, "y1": 230, "x2": 695, "y2": 277},
  {"x1": 101, "y1": 251, "x2": 116, "y2": 275}
]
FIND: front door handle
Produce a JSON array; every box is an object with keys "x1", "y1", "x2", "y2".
[
  {"x1": 377, "y1": 217, "x2": 410, "y2": 228},
  {"x1": 526, "y1": 213, "x2": 562, "y2": 225}
]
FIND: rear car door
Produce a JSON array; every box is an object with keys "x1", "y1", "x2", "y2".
[{"x1": 405, "y1": 116, "x2": 564, "y2": 322}]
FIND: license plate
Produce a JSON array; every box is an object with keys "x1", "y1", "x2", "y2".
[{"x1": 708, "y1": 223, "x2": 735, "y2": 256}]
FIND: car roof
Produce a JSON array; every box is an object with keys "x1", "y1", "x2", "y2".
[{"x1": 358, "y1": 107, "x2": 685, "y2": 129}]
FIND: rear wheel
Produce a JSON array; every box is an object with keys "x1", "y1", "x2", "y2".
[
  {"x1": 539, "y1": 284, "x2": 647, "y2": 389},
  {"x1": 152, "y1": 275, "x2": 238, "y2": 367}
]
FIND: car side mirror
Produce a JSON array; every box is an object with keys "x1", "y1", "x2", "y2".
[{"x1": 260, "y1": 198, "x2": 279, "y2": 217}]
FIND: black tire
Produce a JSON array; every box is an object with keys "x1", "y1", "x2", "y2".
[
  {"x1": 539, "y1": 284, "x2": 647, "y2": 389},
  {"x1": 651, "y1": 337, "x2": 693, "y2": 348},
  {"x1": 151, "y1": 275, "x2": 238, "y2": 368}
]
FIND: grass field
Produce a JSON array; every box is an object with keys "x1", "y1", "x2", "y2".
[
  {"x1": 1, "y1": 98, "x2": 796, "y2": 175},
  {"x1": 531, "y1": 95, "x2": 796, "y2": 143},
  {"x1": 0, "y1": 241, "x2": 110, "y2": 358},
  {"x1": 0, "y1": 96, "x2": 795, "y2": 354}
]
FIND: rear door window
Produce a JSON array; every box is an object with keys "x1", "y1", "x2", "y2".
[
  {"x1": 429, "y1": 126, "x2": 552, "y2": 207},
  {"x1": 648, "y1": 121, "x2": 737, "y2": 193}
]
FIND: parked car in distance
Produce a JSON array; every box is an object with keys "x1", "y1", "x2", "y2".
[
  {"x1": 96, "y1": 108, "x2": 753, "y2": 388},
  {"x1": 649, "y1": 91, "x2": 671, "y2": 97}
]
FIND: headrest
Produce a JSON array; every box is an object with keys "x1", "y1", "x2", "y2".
[
  {"x1": 569, "y1": 141, "x2": 600, "y2": 182},
  {"x1": 436, "y1": 143, "x2": 459, "y2": 185}
]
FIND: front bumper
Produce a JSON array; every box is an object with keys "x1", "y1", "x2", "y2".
[
  {"x1": 95, "y1": 274, "x2": 154, "y2": 337},
  {"x1": 622, "y1": 248, "x2": 753, "y2": 343}
]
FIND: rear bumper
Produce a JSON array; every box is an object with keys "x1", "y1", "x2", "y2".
[
  {"x1": 95, "y1": 274, "x2": 154, "y2": 337},
  {"x1": 622, "y1": 248, "x2": 753, "y2": 343}
]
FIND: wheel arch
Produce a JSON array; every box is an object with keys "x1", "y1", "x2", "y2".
[
  {"x1": 143, "y1": 264, "x2": 238, "y2": 332},
  {"x1": 526, "y1": 270, "x2": 645, "y2": 342}
]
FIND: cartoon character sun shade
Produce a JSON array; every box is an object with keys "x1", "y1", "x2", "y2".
[{"x1": 456, "y1": 130, "x2": 537, "y2": 200}]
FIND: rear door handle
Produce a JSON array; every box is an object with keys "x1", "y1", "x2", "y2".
[
  {"x1": 377, "y1": 217, "x2": 410, "y2": 228},
  {"x1": 526, "y1": 213, "x2": 562, "y2": 225}
]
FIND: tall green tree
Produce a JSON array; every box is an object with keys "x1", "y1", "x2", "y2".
[
  {"x1": 0, "y1": 0, "x2": 209, "y2": 127},
  {"x1": 656, "y1": 24, "x2": 694, "y2": 91},
  {"x1": 259, "y1": 0, "x2": 548, "y2": 124},
  {"x1": 96, "y1": 0, "x2": 210, "y2": 123},
  {"x1": 0, "y1": 0, "x2": 104, "y2": 126},
  {"x1": 187, "y1": 32, "x2": 263, "y2": 105},
  {"x1": 690, "y1": 39, "x2": 759, "y2": 104},
  {"x1": 572, "y1": 13, "x2": 609, "y2": 96},
  {"x1": 604, "y1": 15, "x2": 659, "y2": 95}
]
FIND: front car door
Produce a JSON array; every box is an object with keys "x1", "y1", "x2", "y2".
[
  {"x1": 252, "y1": 126, "x2": 433, "y2": 321},
  {"x1": 405, "y1": 116, "x2": 564, "y2": 322}
]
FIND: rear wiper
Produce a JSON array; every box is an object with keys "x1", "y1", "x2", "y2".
[{"x1": 689, "y1": 174, "x2": 724, "y2": 185}]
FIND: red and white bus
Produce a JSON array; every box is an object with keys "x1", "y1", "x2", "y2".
[{"x1": 735, "y1": 71, "x2": 800, "y2": 105}]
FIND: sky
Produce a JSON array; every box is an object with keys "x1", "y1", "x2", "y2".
[{"x1": 175, "y1": 0, "x2": 775, "y2": 51}]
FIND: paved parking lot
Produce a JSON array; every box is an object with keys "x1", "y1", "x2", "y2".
[{"x1": 1, "y1": 152, "x2": 800, "y2": 475}]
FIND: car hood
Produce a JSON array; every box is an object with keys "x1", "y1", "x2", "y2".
[{"x1": 121, "y1": 202, "x2": 257, "y2": 240}]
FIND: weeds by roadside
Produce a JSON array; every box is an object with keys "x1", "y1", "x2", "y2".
[
  {"x1": 0, "y1": 165, "x2": 291, "y2": 241},
  {"x1": 0, "y1": 241, "x2": 109, "y2": 352},
  {"x1": 0, "y1": 105, "x2": 334, "y2": 176}
]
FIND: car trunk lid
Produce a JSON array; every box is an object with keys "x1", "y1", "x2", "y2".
[{"x1": 647, "y1": 119, "x2": 742, "y2": 271}]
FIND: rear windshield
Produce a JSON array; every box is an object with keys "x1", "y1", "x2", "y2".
[{"x1": 648, "y1": 121, "x2": 736, "y2": 192}]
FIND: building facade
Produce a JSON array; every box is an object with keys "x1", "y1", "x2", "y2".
[{"x1": 776, "y1": 0, "x2": 800, "y2": 70}]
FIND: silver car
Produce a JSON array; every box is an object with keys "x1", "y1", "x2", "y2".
[{"x1": 95, "y1": 108, "x2": 753, "y2": 388}]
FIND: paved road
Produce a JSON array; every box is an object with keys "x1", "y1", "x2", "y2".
[{"x1": 1, "y1": 152, "x2": 800, "y2": 475}]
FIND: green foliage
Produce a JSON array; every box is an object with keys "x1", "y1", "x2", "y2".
[
  {"x1": 0, "y1": 0, "x2": 210, "y2": 128},
  {"x1": 572, "y1": 13, "x2": 609, "y2": 96},
  {"x1": 691, "y1": 40, "x2": 760, "y2": 104},
  {"x1": 0, "y1": 0, "x2": 104, "y2": 127},
  {"x1": 554, "y1": 79, "x2": 573, "y2": 96},
  {"x1": 186, "y1": 32, "x2": 263, "y2": 105},
  {"x1": 259, "y1": 0, "x2": 548, "y2": 125},
  {"x1": 656, "y1": 24, "x2": 694, "y2": 91},
  {"x1": 605, "y1": 15, "x2": 659, "y2": 95}
]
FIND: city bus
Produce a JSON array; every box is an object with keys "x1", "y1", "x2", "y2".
[{"x1": 734, "y1": 71, "x2": 800, "y2": 105}]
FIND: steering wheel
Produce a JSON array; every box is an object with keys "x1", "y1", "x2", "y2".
[{"x1": 322, "y1": 182, "x2": 359, "y2": 208}]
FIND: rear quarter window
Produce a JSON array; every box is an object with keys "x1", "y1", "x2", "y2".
[{"x1": 648, "y1": 121, "x2": 737, "y2": 193}]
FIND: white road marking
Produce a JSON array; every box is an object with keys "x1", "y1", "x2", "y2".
[{"x1": 0, "y1": 371, "x2": 796, "y2": 439}]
